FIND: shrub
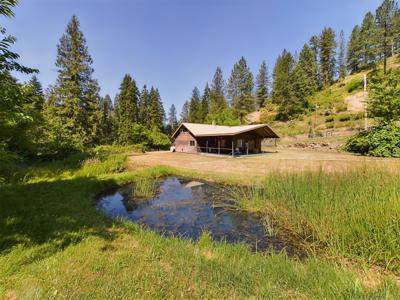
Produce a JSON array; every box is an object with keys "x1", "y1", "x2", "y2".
[
  {"x1": 335, "y1": 103, "x2": 347, "y2": 112},
  {"x1": 345, "y1": 122, "x2": 400, "y2": 157},
  {"x1": 326, "y1": 123, "x2": 334, "y2": 129},
  {"x1": 325, "y1": 116, "x2": 335, "y2": 123},
  {"x1": 346, "y1": 78, "x2": 363, "y2": 93},
  {"x1": 337, "y1": 114, "x2": 351, "y2": 122},
  {"x1": 352, "y1": 112, "x2": 364, "y2": 120}
]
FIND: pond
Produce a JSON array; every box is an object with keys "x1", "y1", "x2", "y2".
[{"x1": 97, "y1": 176, "x2": 291, "y2": 253}]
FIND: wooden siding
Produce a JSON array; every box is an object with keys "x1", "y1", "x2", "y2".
[{"x1": 174, "y1": 131, "x2": 198, "y2": 153}]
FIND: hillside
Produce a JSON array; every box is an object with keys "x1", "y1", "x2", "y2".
[{"x1": 250, "y1": 55, "x2": 400, "y2": 146}]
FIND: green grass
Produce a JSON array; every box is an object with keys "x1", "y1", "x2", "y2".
[
  {"x1": 228, "y1": 169, "x2": 400, "y2": 271},
  {"x1": 1, "y1": 146, "x2": 400, "y2": 298},
  {"x1": 132, "y1": 177, "x2": 157, "y2": 199}
]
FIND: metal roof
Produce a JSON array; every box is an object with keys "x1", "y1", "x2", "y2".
[{"x1": 172, "y1": 123, "x2": 279, "y2": 139}]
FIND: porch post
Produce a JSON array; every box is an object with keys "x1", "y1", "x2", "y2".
[
  {"x1": 231, "y1": 139, "x2": 234, "y2": 157},
  {"x1": 218, "y1": 139, "x2": 220, "y2": 155}
]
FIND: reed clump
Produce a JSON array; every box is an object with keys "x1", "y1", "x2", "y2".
[{"x1": 228, "y1": 168, "x2": 400, "y2": 271}]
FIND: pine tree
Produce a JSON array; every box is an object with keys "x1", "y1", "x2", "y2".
[
  {"x1": 45, "y1": 15, "x2": 102, "y2": 150},
  {"x1": 200, "y1": 83, "x2": 211, "y2": 122},
  {"x1": 149, "y1": 87, "x2": 165, "y2": 131},
  {"x1": 360, "y1": 12, "x2": 378, "y2": 69},
  {"x1": 227, "y1": 57, "x2": 255, "y2": 121},
  {"x1": 309, "y1": 35, "x2": 322, "y2": 88},
  {"x1": 347, "y1": 25, "x2": 362, "y2": 73},
  {"x1": 115, "y1": 74, "x2": 139, "y2": 145},
  {"x1": 255, "y1": 61, "x2": 270, "y2": 108},
  {"x1": 375, "y1": 0, "x2": 397, "y2": 74},
  {"x1": 211, "y1": 67, "x2": 225, "y2": 96},
  {"x1": 99, "y1": 94, "x2": 113, "y2": 144},
  {"x1": 319, "y1": 27, "x2": 337, "y2": 86},
  {"x1": 138, "y1": 85, "x2": 150, "y2": 127},
  {"x1": 27, "y1": 75, "x2": 44, "y2": 111},
  {"x1": 338, "y1": 30, "x2": 347, "y2": 80},
  {"x1": 188, "y1": 87, "x2": 202, "y2": 123},
  {"x1": 167, "y1": 104, "x2": 178, "y2": 132},
  {"x1": 180, "y1": 101, "x2": 189, "y2": 122},
  {"x1": 293, "y1": 44, "x2": 318, "y2": 103},
  {"x1": 272, "y1": 49, "x2": 296, "y2": 120}
]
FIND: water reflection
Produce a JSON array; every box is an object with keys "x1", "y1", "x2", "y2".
[{"x1": 97, "y1": 176, "x2": 289, "y2": 253}]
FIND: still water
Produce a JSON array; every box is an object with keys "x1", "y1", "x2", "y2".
[{"x1": 97, "y1": 176, "x2": 289, "y2": 253}]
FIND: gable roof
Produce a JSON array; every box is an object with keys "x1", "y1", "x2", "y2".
[{"x1": 172, "y1": 123, "x2": 279, "y2": 139}]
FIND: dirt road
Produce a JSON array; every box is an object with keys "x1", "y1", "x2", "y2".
[{"x1": 128, "y1": 149, "x2": 400, "y2": 176}]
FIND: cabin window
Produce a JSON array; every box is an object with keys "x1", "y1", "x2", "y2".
[{"x1": 189, "y1": 140, "x2": 195, "y2": 146}]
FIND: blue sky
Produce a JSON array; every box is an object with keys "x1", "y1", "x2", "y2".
[{"x1": 5, "y1": 0, "x2": 381, "y2": 113}]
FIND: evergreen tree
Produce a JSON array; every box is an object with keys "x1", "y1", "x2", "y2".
[
  {"x1": 309, "y1": 35, "x2": 322, "y2": 88},
  {"x1": 149, "y1": 87, "x2": 165, "y2": 131},
  {"x1": 375, "y1": 0, "x2": 397, "y2": 74},
  {"x1": 227, "y1": 57, "x2": 255, "y2": 121},
  {"x1": 338, "y1": 30, "x2": 347, "y2": 79},
  {"x1": 180, "y1": 101, "x2": 189, "y2": 122},
  {"x1": 211, "y1": 67, "x2": 225, "y2": 96},
  {"x1": 98, "y1": 94, "x2": 113, "y2": 144},
  {"x1": 138, "y1": 85, "x2": 150, "y2": 127},
  {"x1": 115, "y1": 74, "x2": 139, "y2": 144},
  {"x1": 347, "y1": 25, "x2": 362, "y2": 73},
  {"x1": 200, "y1": 83, "x2": 211, "y2": 122},
  {"x1": 272, "y1": 49, "x2": 296, "y2": 120},
  {"x1": 319, "y1": 27, "x2": 337, "y2": 86},
  {"x1": 27, "y1": 75, "x2": 44, "y2": 111},
  {"x1": 167, "y1": 104, "x2": 178, "y2": 132},
  {"x1": 227, "y1": 56, "x2": 254, "y2": 102},
  {"x1": 360, "y1": 12, "x2": 378, "y2": 69},
  {"x1": 255, "y1": 60, "x2": 270, "y2": 108},
  {"x1": 188, "y1": 87, "x2": 202, "y2": 123},
  {"x1": 44, "y1": 15, "x2": 102, "y2": 150},
  {"x1": 292, "y1": 44, "x2": 318, "y2": 107}
]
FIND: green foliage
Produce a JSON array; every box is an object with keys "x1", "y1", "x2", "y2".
[
  {"x1": 206, "y1": 108, "x2": 240, "y2": 126},
  {"x1": 368, "y1": 70, "x2": 400, "y2": 121},
  {"x1": 338, "y1": 30, "x2": 347, "y2": 79},
  {"x1": 346, "y1": 78, "x2": 363, "y2": 92},
  {"x1": 255, "y1": 60, "x2": 270, "y2": 107},
  {"x1": 44, "y1": 16, "x2": 102, "y2": 151},
  {"x1": 337, "y1": 113, "x2": 351, "y2": 122},
  {"x1": 148, "y1": 87, "x2": 165, "y2": 131},
  {"x1": 188, "y1": 87, "x2": 202, "y2": 123},
  {"x1": 227, "y1": 56, "x2": 255, "y2": 120},
  {"x1": 230, "y1": 168, "x2": 400, "y2": 270},
  {"x1": 259, "y1": 102, "x2": 278, "y2": 123},
  {"x1": 325, "y1": 115, "x2": 335, "y2": 123},
  {"x1": 115, "y1": 74, "x2": 140, "y2": 145},
  {"x1": 335, "y1": 102, "x2": 347, "y2": 112},
  {"x1": 345, "y1": 122, "x2": 400, "y2": 157},
  {"x1": 319, "y1": 27, "x2": 337, "y2": 86}
]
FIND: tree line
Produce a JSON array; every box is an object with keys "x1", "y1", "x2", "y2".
[
  {"x1": 1, "y1": 6, "x2": 169, "y2": 165},
  {"x1": 181, "y1": 0, "x2": 400, "y2": 123}
]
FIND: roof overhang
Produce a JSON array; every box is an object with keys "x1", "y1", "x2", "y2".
[{"x1": 172, "y1": 123, "x2": 279, "y2": 139}]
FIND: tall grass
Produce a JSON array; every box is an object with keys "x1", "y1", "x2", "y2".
[
  {"x1": 229, "y1": 168, "x2": 400, "y2": 270},
  {"x1": 132, "y1": 177, "x2": 157, "y2": 199}
]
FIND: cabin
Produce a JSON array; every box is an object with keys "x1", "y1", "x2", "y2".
[{"x1": 172, "y1": 123, "x2": 279, "y2": 155}]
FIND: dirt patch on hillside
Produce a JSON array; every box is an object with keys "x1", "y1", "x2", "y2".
[{"x1": 345, "y1": 91, "x2": 365, "y2": 112}]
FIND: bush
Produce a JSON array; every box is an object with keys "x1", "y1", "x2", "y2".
[
  {"x1": 325, "y1": 116, "x2": 335, "y2": 123},
  {"x1": 346, "y1": 78, "x2": 364, "y2": 93},
  {"x1": 335, "y1": 103, "x2": 347, "y2": 112},
  {"x1": 337, "y1": 114, "x2": 351, "y2": 122},
  {"x1": 352, "y1": 112, "x2": 364, "y2": 120},
  {"x1": 345, "y1": 122, "x2": 400, "y2": 157},
  {"x1": 326, "y1": 123, "x2": 334, "y2": 129}
]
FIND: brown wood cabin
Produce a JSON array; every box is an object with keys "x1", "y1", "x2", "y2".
[{"x1": 172, "y1": 123, "x2": 279, "y2": 155}]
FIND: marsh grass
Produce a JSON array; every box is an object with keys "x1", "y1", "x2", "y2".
[
  {"x1": 228, "y1": 168, "x2": 400, "y2": 271},
  {"x1": 132, "y1": 177, "x2": 157, "y2": 199}
]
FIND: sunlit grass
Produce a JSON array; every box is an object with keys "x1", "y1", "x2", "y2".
[{"x1": 228, "y1": 168, "x2": 400, "y2": 270}]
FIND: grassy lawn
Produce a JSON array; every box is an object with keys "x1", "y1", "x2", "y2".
[{"x1": 1, "y1": 146, "x2": 400, "y2": 299}]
